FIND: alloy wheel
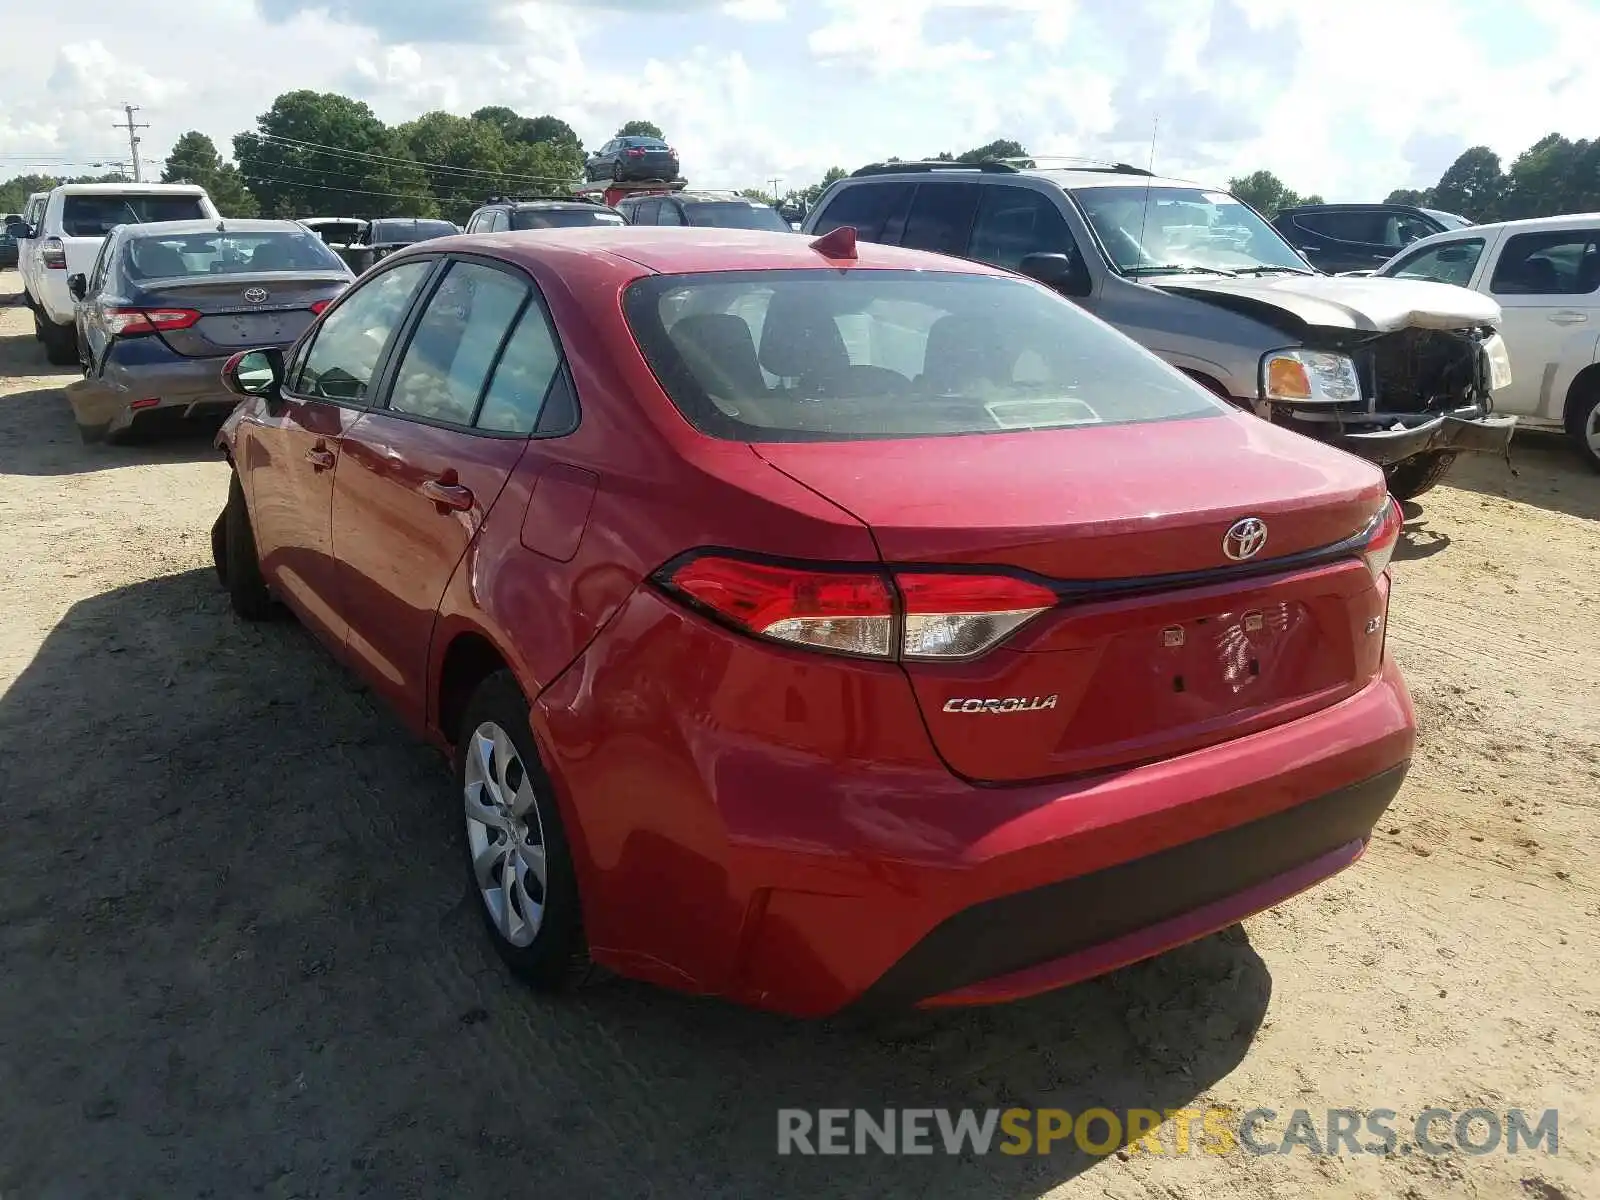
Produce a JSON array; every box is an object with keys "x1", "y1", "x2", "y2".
[
  {"x1": 463, "y1": 720, "x2": 548, "y2": 948},
  {"x1": 1586, "y1": 405, "x2": 1600, "y2": 459}
]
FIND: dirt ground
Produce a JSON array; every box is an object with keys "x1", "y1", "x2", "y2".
[{"x1": 0, "y1": 266, "x2": 1595, "y2": 1200}]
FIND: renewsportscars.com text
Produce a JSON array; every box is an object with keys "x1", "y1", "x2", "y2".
[{"x1": 777, "y1": 1107, "x2": 1559, "y2": 1158}]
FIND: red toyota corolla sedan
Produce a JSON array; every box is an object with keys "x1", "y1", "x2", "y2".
[{"x1": 211, "y1": 225, "x2": 1414, "y2": 1018}]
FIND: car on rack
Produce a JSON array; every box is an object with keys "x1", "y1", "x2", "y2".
[
  {"x1": 802, "y1": 160, "x2": 1514, "y2": 500},
  {"x1": 616, "y1": 189, "x2": 794, "y2": 232},
  {"x1": 65, "y1": 218, "x2": 352, "y2": 443},
  {"x1": 584, "y1": 136, "x2": 680, "y2": 183},
  {"x1": 7, "y1": 182, "x2": 219, "y2": 365},
  {"x1": 1370, "y1": 212, "x2": 1600, "y2": 470},
  {"x1": 207, "y1": 224, "x2": 1413, "y2": 1018},
  {"x1": 1273, "y1": 203, "x2": 1474, "y2": 275},
  {"x1": 463, "y1": 196, "x2": 626, "y2": 234}
]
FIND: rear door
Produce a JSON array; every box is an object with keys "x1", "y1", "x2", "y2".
[
  {"x1": 896, "y1": 182, "x2": 980, "y2": 258},
  {"x1": 330, "y1": 256, "x2": 563, "y2": 729},
  {"x1": 242, "y1": 256, "x2": 437, "y2": 650},
  {"x1": 1486, "y1": 227, "x2": 1600, "y2": 419}
]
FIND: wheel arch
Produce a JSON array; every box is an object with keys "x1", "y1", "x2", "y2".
[
  {"x1": 1562, "y1": 362, "x2": 1600, "y2": 437},
  {"x1": 434, "y1": 627, "x2": 519, "y2": 749}
]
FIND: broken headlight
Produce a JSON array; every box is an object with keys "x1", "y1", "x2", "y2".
[
  {"x1": 1260, "y1": 348, "x2": 1362, "y2": 404},
  {"x1": 1482, "y1": 331, "x2": 1513, "y2": 391}
]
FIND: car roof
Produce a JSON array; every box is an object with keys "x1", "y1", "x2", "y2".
[
  {"x1": 118, "y1": 218, "x2": 311, "y2": 237},
  {"x1": 53, "y1": 182, "x2": 208, "y2": 196},
  {"x1": 414, "y1": 226, "x2": 1012, "y2": 277},
  {"x1": 1279, "y1": 202, "x2": 1428, "y2": 214},
  {"x1": 837, "y1": 163, "x2": 1210, "y2": 192},
  {"x1": 1419, "y1": 212, "x2": 1600, "y2": 236}
]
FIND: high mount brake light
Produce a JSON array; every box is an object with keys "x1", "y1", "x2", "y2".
[
  {"x1": 1359, "y1": 496, "x2": 1402, "y2": 579},
  {"x1": 658, "y1": 554, "x2": 1056, "y2": 660},
  {"x1": 104, "y1": 307, "x2": 201, "y2": 336},
  {"x1": 309, "y1": 299, "x2": 333, "y2": 315}
]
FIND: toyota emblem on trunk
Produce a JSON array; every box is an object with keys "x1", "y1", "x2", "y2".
[
  {"x1": 244, "y1": 287, "x2": 269, "y2": 304},
  {"x1": 1222, "y1": 517, "x2": 1268, "y2": 561}
]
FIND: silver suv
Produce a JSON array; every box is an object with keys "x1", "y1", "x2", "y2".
[{"x1": 802, "y1": 160, "x2": 1517, "y2": 500}]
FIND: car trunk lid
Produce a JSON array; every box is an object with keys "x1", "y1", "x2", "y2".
[
  {"x1": 752, "y1": 412, "x2": 1391, "y2": 782},
  {"x1": 129, "y1": 273, "x2": 349, "y2": 356}
]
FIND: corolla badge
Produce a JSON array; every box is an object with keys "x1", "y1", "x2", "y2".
[
  {"x1": 943, "y1": 695, "x2": 1059, "y2": 714},
  {"x1": 1222, "y1": 517, "x2": 1268, "y2": 562},
  {"x1": 243, "y1": 287, "x2": 269, "y2": 304}
]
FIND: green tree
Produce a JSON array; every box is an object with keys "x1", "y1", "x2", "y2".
[
  {"x1": 957, "y1": 139, "x2": 1028, "y2": 165},
  {"x1": 1226, "y1": 170, "x2": 1320, "y2": 217},
  {"x1": 1, "y1": 173, "x2": 65, "y2": 216},
  {"x1": 1429, "y1": 146, "x2": 1505, "y2": 221},
  {"x1": 615, "y1": 119, "x2": 665, "y2": 140},
  {"x1": 1385, "y1": 187, "x2": 1431, "y2": 206},
  {"x1": 161, "y1": 131, "x2": 259, "y2": 217},
  {"x1": 789, "y1": 166, "x2": 848, "y2": 209},
  {"x1": 523, "y1": 115, "x2": 582, "y2": 152},
  {"x1": 233, "y1": 90, "x2": 436, "y2": 219}
]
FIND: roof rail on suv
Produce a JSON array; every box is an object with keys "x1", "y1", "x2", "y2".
[
  {"x1": 484, "y1": 193, "x2": 603, "y2": 206},
  {"x1": 849, "y1": 160, "x2": 1021, "y2": 178}
]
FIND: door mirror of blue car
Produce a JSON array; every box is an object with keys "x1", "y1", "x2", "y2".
[{"x1": 67, "y1": 273, "x2": 88, "y2": 301}]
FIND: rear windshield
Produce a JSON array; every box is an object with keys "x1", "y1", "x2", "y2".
[
  {"x1": 625, "y1": 138, "x2": 670, "y2": 149},
  {"x1": 683, "y1": 202, "x2": 791, "y2": 232},
  {"x1": 370, "y1": 219, "x2": 456, "y2": 244},
  {"x1": 625, "y1": 269, "x2": 1223, "y2": 442},
  {"x1": 123, "y1": 231, "x2": 346, "y2": 279},
  {"x1": 511, "y1": 208, "x2": 626, "y2": 230},
  {"x1": 62, "y1": 194, "x2": 207, "y2": 237}
]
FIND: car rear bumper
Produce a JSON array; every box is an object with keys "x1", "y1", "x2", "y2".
[
  {"x1": 1334, "y1": 409, "x2": 1518, "y2": 466},
  {"x1": 534, "y1": 590, "x2": 1417, "y2": 1018},
  {"x1": 69, "y1": 346, "x2": 240, "y2": 433}
]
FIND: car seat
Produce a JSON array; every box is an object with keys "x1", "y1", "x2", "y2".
[
  {"x1": 756, "y1": 291, "x2": 850, "y2": 384},
  {"x1": 920, "y1": 314, "x2": 1009, "y2": 394},
  {"x1": 128, "y1": 241, "x2": 189, "y2": 280},
  {"x1": 669, "y1": 313, "x2": 767, "y2": 398}
]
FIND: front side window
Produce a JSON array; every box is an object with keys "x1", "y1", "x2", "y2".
[
  {"x1": 123, "y1": 230, "x2": 346, "y2": 279},
  {"x1": 61, "y1": 193, "x2": 207, "y2": 237},
  {"x1": 625, "y1": 269, "x2": 1222, "y2": 442},
  {"x1": 1380, "y1": 238, "x2": 1485, "y2": 286},
  {"x1": 296, "y1": 259, "x2": 433, "y2": 402},
  {"x1": 1489, "y1": 231, "x2": 1600, "y2": 296},
  {"x1": 1072, "y1": 184, "x2": 1309, "y2": 276},
  {"x1": 655, "y1": 202, "x2": 685, "y2": 227},
  {"x1": 387, "y1": 261, "x2": 529, "y2": 426},
  {"x1": 968, "y1": 186, "x2": 1076, "y2": 270}
]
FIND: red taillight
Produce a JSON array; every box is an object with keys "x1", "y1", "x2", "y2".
[
  {"x1": 658, "y1": 554, "x2": 1057, "y2": 660},
  {"x1": 310, "y1": 299, "x2": 332, "y2": 315},
  {"x1": 1360, "y1": 495, "x2": 1402, "y2": 579},
  {"x1": 104, "y1": 307, "x2": 200, "y2": 336},
  {"x1": 42, "y1": 237, "x2": 66, "y2": 269},
  {"x1": 895, "y1": 573, "x2": 1057, "y2": 659},
  {"x1": 626, "y1": 147, "x2": 646, "y2": 157}
]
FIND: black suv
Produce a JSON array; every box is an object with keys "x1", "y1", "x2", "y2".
[
  {"x1": 1273, "y1": 203, "x2": 1473, "y2": 274},
  {"x1": 616, "y1": 190, "x2": 793, "y2": 232},
  {"x1": 463, "y1": 197, "x2": 626, "y2": 234}
]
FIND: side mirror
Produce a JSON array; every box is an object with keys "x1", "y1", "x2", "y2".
[
  {"x1": 1018, "y1": 251, "x2": 1093, "y2": 298},
  {"x1": 5, "y1": 220, "x2": 30, "y2": 240},
  {"x1": 67, "y1": 273, "x2": 88, "y2": 301},
  {"x1": 222, "y1": 347, "x2": 284, "y2": 399}
]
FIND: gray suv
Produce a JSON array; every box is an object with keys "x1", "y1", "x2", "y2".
[{"x1": 802, "y1": 161, "x2": 1517, "y2": 499}]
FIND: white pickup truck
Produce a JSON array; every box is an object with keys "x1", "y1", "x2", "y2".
[
  {"x1": 1371, "y1": 212, "x2": 1600, "y2": 471},
  {"x1": 8, "y1": 183, "x2": 219, "y2": 365}
]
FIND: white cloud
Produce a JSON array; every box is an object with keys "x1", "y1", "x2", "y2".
[{"x1": 722, "y1": 0, "x2": 786, "y2": 19}]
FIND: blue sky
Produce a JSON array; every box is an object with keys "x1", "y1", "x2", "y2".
[{"x1": 1, "y1": 0, "x2": 1596, "y2": 201}]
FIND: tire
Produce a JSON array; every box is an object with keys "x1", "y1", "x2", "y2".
[
  {"x1": 41, "y1": 317, "x2": 78, "y2": 366},
  {"x1": 222, "y1": 472, "x2": 272, "y2": 620},
  {"x1": 455, "y1": 670, "x2": 589, "y2": 990},
  {"x1": 1384, "y1": 451, "x2": 1457, "y2": 501},
  {"x1": 210, "y1": 509, "x2": 229, "y2": 588},
  {"x1": 31, "y1": 304, "x2": 45, "y2": 342},
  {"x1": 1565, "y1": 387, "x2": 1600, "y2": 473},
  {"x1": 611, "y1": 161, "x2": 623, "y2": 182}
]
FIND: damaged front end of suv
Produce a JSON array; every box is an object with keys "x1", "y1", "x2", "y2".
[{"x1": 1150, "y1": 277, "x2": 1517, "y2": 500}]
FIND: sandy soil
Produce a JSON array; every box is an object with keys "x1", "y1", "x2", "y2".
[{"x1": 0, "y1": 267, "x2": 1594, "y2": 1200}]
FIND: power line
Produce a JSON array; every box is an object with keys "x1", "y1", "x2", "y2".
[
  {"x1": 237, "y1": 171, "x2": 457, "y2": 203},
  {"x1": 248, "y1": 131, "x2": 582, "y2": 187}
]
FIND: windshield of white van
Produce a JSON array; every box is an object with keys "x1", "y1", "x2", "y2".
[{"x1": 1072, "y1": 185, "x2": 1312, "y2": 277}]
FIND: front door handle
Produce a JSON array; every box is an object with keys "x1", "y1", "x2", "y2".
[
  {"x1": 1549, "y1": 310, "x2": 1589, "y2": 325},
  {"x1": 421, "y1": 471, "x2": 474, "y2": 512},
  {"x1": 304, "y1": 443, "x2": 336, "y2": 471}
]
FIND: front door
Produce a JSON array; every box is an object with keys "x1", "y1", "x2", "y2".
[
  {"x1": 244, "y1": 256, "x2": 437, "y2": 649},
  {"x1": 1485, "y1": 227, "x2": 1600, "y2": 419},
  {"x1": 331, "y1": 257, "x2": 566, "y2": 730}
]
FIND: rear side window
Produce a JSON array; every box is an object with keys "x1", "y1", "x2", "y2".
[
  {"x1": 810, "y1": 183, "x2": 914, "y2": 243},
  {"x1": 899, "y1": 183, "x2": 980, "y2": 255},
  {"x1": 1490, "y1": 231, "x2": 1600, "y2": 296},
  {"x1": 296, "y1": 259, "x2": 432, "y2": 402},
  {"x1": 968, "y1": 187, "x2": 1076, "y2": 270},
  {"x1": 624, "y1": 269, "x2": 1221, "y2": 442},
  {"x1": 61, "y1": 193, "x2": 207, "y2": 237},
  {"x1": 1292, "y1": 211, "x2": 1384, "y2": 243},
  {"x1": 387, "y1": 262, "x2": 529, "y2": 426}
]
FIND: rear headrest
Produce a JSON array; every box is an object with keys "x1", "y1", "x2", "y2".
[
  {"x1": 129, "y1": 241, "x2": 187, "y2": 279},
  {"x1": 757, "y1": 290, "x2": 849, "y2": 379},
  {"x1": 250, "y1": 240, "x2": 292, "y2": 271},
  {"x1": 669, "y1": 313, "x2": 766, "y2": 397},
  {"x1": 921, "y1": 313, "x2": 1007, "y2": 393}
]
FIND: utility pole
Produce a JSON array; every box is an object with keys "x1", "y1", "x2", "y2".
[
  {"x1": 114, "y1": 103, "x2": 150, "y2": 182},
  {"x1": 768, "y1": 177, "x2": 782, "y2": 201}
]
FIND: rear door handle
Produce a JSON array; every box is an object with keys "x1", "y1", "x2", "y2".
[
  {"x1": 304, "y1": 444, "x2": 336, "y2": 471},
  {"x1": 421, "y1": 473, "x2": 474, "y2": 512},
  {"x1": 1549, "y1": 310, "x2": 1589, "y2": 325}
]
